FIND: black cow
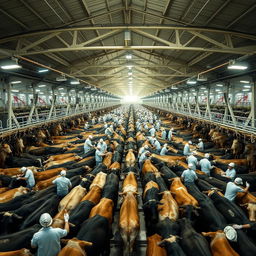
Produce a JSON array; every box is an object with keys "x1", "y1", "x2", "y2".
[
  {"x1": 156, "y1": 218, "x2": 180, "y2": 238},
  {"x1": 158, "y1": 235, "x2": 186, "y2": 256},
  {"x1": 179, "y1": 218, "x2": 211, "y2": 256},
  {"x1": 141, "y1": 172, "x2": 156, "y2": 188},
  {"x1": 102, "y1": 173, "x2": 119, "y2": 208},
  {"x1": 160, "y1": 166, "x2": 177, "y2": 186},
  {"x1": 77, "y1": 214, "x2": 111, "y2": 256},
  {"x1": 112, "y1": 151, "x2": 122, "y2": 163},
  {"x1": 155, "y1": 174, "x2": 168, "y2": 192}
]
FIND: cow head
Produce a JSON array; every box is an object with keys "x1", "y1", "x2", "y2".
[
  {"x1": 2, "y1": 144, "x2": 12, "y2": 154},
  {"x1": 158, "y1": 235, "x2": 181, "y2": 247},
  {"x1": 241, "y1": 203, "x2": 256, "y2": 222}
]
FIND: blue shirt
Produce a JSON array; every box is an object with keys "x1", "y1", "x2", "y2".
[
  {"x1": 197, "y1": 141, "x2": 204, "y2": 151},
  {"x1": 139, "y1": 151, "x2": 149, "y2": 163},
  {"x1": 225, "y1": 168, "x2": 236, "y2": 181},
  {"x1": 52, "y1": 176, "x2": 72, "y2": 196},
  {"x1": 183, "y1": 144, "x2": 191, "y2": 156},
  {"x1": 84, "y1": 138, "x2": 93, "y2": 153},
  {"x1": 168, "y1": 130, "x2": 173, "y2": 140},
  {"x1": 224, "y1": 182, "x2": 244, "y2": 201},
  {"x1": 181, "y1": 169, "x2": 198, "y2": 183},
  {"x1": 95, "y1": 149, "x2": 104, "y2": 162},
  {"x1": 97, "y1": 142, "x2": 107, "y2": 153},
  {"x1": 154, "y1": 140, "x2": 161, "y2": 151},
  {"x1": 105, "y1": 128, "x2": 112, "y2": 136},
  {"x1": 199, "y1": 158, "x2": 211, "y2": 175},
  {"x1": 24, "y1": 169, "x2": 35, "y2": 187},
  {"x1": 149, "y1": 127, "x2": 156, "y2": 136},
  {"x1": 187, "y1": 155, "x2": 198, "y2": 171},
  {"x1": 160, "y1": 147, "x2": 168, "y2": 156},
  {"x1": 31, "y1": 227, "x2": 67, "y2": 256},
  {"x1": 162, "y1": 130, "x2": 167, "y2": 140}
]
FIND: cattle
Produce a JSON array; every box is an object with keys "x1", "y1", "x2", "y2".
[
  {"x1": 122, "y1": 171, "x2": 138, "y2": 193},
  {"x1": 81, "y1": 185, "x2": 102, "y2": 204},
  {"x1": 142, "y1": 159, "x2": 159, "y2": 175},
  {"x1": 59, "y1": 185, "x2": 87, "y2": 212},
  {"x1": 77, "y1": 215, "x2": 111, "y2": 256},
  {"x1": 0, "y1": 144, "x2": 12, "y2": 168},
  {"x1": 44, "y1": 155, "x2": 82, "y2": 169},
  {"x1": 0, "y1": 248, "x2": 32, "y2": 256},
  {"x1": 34, "y1": 175, "x2": 58, "y2": 191},
  {"x1": 0, "y1": 187, "x2": 29, "y2": 203},
  {"x1": 158, "y1": 235, "x2": 186, "y2": 256},
  {"x1": 236, "y1": 191, "x2": 256, "y2": 221},
  {"x1": 125, "y1": 149, "x2": 136, "y2": 167},
  {"x1": 44, "y1": 153, "x2": 77, "y2": 163},
  {"x1": 58, "y1": 238, "x2": 92, "y2": 256},
  {"x1": 102, "y1": 152, "x2": 113, "y2": 168},
  {"x1": 34, "y1": 167, "x2": 67, "y2": 181},
  {"x1": 202, "y1": 230, "x2": 239, "y2": 256},
  {"x1": 151, "y1": 154, "x2": 185, "y2": 165},
  {"x1": 244, "y1": 143, "x2": 256, "y2": 172},
  {"x1": 179, "y1": 218, "x2": 212, "y2": 256},
  {"x1": 89, "y1": 172, "x2": 107, "y2": 189},
  {"x1": 146, "y1": 233, "x2": 167, "y2": 256},
  {"x1": 102, "y1": 173, "x2": 119, "y2": 207}
]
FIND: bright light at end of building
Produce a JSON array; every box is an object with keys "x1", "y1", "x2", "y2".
[{"x1": 122, "y1": 95, "x2": 141, "y2": 103}]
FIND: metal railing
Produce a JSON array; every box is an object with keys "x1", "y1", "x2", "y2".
[{"x1": 144, "y1": 103, "x2": 256, "y2": 135}]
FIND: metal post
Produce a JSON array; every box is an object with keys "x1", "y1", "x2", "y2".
[
  {"x1": 205, "y1": 86, "x2": 212, "y2": 120},
  {"x1": 195, "y1": 90, "x2": 201, "y2": 117},
  {"x1": 48, "y1": 87, "x2": 56, "y2": 120},
  {"x1": 7, "y1": 82, "x2": 20, "y2": 128},
  {"x1": 251, "y1": 76, "x2": 256, "y2": 128},
  {"x1": 27, "y1": 84, "x2": 39, "y2": 124}
]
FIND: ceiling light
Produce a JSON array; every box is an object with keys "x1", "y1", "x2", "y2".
[
  {"x1": 38, "y1": 84, "x2": 46, "y2": 87},
  {"x1": 227, "y1": 60, "x2": 248, "y2": 70},
  {"x1": 1, "y1": 58, "x2": 21, "y2": 70},
  {"x1": 11, "y1": 89, "x2": 19, "y2": 92},
  {"x1": 126, "y1": 65, "x2": 133, "y2": 69},
  {"x1": 240, "y1": 80, "x2": 250, "y2": 84},
  {"x1": 187, "y1": 79, "x2": 197, "y2": 85},
  {"x1": 128, "y1": 72, "x2": 132, "y2": 76},
  {"x1": 91, "y1": 88, "x2": 97, "y2": 91},
  {"x1": 200, "y1": 87, "x2": 206, "y2": 89},
  {"x1": 56, "y1": 75, "x2": 67, "y2": 82},
  {"x1": 215, "y1": 89, "x2": 221, "y2": 92},
  {"x1": 218, "y1": 91, "x2": 222, "y2": 94},
  {"x1": 1, "y1": 64, "x2": 21, "y2": 70},
  {"x1": 197, "y1": 74, "x2": 207, "y2": 81},
  {"x1": 204, "y1": 90, "x2": 208, "y2": 93},
  {"x1": 58, "y1": 87, "x2": 64, "y2": 90},
  {"x1": 126, "y1": 54, "x2": 132, "y2": 60},
  {"x1": 39, "y1": 92, "x2": 44, "y2": 94},
  {"x1": 242, "y1": 89, "x2": 250, "y2": 92},
  {"x1": 70, "y1": 80, "x2": 80, "y2": 85},
  {"x1": 79, "y1": 91, "x2": 83, "y2": 93},
  {"x1": 36, "y1": 89, "x2": 40, "y2": 92},
  {"x1": 11, "y1": 81, "x2": 21, "y2": 84},
  {"x1": 243, "y1": 85, "x2": 251, "y2": 88},
  {"x1": 216, "y1": 84, "x2": 223, "y2": 87},
  {"x1": 38, "y1": 68, "x2": 49, "y2": 73},
  {"x1": 124, "y1": 30, "x2": 131, "y2": 41},
  {"x1": 191, "y1": 89, "x2": 195, "y2": 91},
  {"x1": 171, "y1": 86, "x2": 178, "y2": 90},
  {"x1": 129, "y1": 77, "x2": 133, "y2": 80}
]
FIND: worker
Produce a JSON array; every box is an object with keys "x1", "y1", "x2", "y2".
[
  {"x1": 224, "y1": 177, "x2": 250, "y2": 202},
  {"x1": 181, "y1": 163, "x2": 198, "y2": 186},
  {"x1": 183, "y1": 141, "x2": 192, "y2": 156},
  {"x1": 91, "y1": 117, "x2": 96, "y2": 125},
  {"x1": 222, "y1": 162, "x2": 236, "y2": 181},
  {"x1": 149, "y1": 126, "x2": 156, "y2": 136},
  {"x1": 17, "y1": 167, "x2": 35, "y2": 190},
  {"x1": 104, "y1": 122, "x2": 108, "y2": 129},
  {"x1": 52, "y1": 170, "x2": 72, "y2": 197},
  {"x1": 155, "y1": 121, "x2": 161, "y2": 131},
  {"x1": 160, "y1": 143, "x2": 169, "y2": 156},
  {"x1": 83, "y1": 135, "x2": 94, "y2": 154},
  {"x1": 97, "y1": 138, "x2": 107, "y2": 153},
  {"x1": 233, "y1": 223, "x2": 256, "y2": 231},
  {"x1": 84, "y1": 122, "x2": 89, "y2": 130},
  {"x1": 197, "y1": 138, "x2": 204, "y2": 151},
  {"x1": 167, "y1": 128, "x2": 174, "y2": 141},
  {"x1": 31, "y1": 212, "x2": 69, "y2": 256},
  {"x1": 138, "y1": 145, "x2": 149, "y2": 159},
  {"x1": 153, "y1": 138, "x2": 161, "y2": 154},
  {"x1": 139, "y1": 151, "x2": 151, "y2": 169},
  {"x1": 95, "y1": 146, "x2": 106, "y2": 166},
  {"x1": 199, "y1": 153, "x2": 213, "y2": 176},
  {"x1": 105, "y1": 126, "x2": 113, "y2": 138},
  {"x1": 187, "y1": 152, "x2": 198, "y2": 171},
  {"x1": 161, "y1": 128, "x2": 167, "y2": 140}
]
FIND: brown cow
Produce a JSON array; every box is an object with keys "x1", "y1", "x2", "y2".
[
  {"x1": 89, "y1": 172, "x2": 107, "y2": 189},
  {"x1": 44, "y1": 156, "x2": 82, "y2": 169},
  {"x1": 151, "y1": 154, "x2": 185, "y2": 165},
  {"x1": 0, "y1": 187, "x2": 10, "y2": 194},
  {"x1": 125, "y1": 149, "x2": 136, "y2": 167},
  {"x1": 103, "y1": 152, "x2": 113, "y2": 168},
  {"x1": 146, "y1": 234, "x2": 167, "y2": 256},
  {"x1": 81, "y1": 185, "x2": 102, "y2": 205},
  {"x1": 58, "y1": 238, "x2": 92, "y2": 256},
  {"x1": 0, "y1": 249, "x2": 32, "y2": 256},
  {"x1": 0, "y1": 144, "x2": 12, "y2": 168},
  {"x1": 236, "y1": 191, "x2": 256, "y2": 221},
  {"x1": 52, "y1": 208, "x2": 67, "y2": 229},
  {"x1": 0, "y1": 166, "x2": 38, "y2": 176},
  {"x1": 142, "y1": 159, "x2": 159, "y2": 175},
  {"x1": 109, "y1": 162, "x2": 121, "y2": 171},
  {"x1": 35, "y1": 168, "x2": 67, "y2": 182},
  {"x1": 244, "y1": 144, "x2": 256, "y2": 172},
  {"x1": 34, "y1": 176, "x2": 58, "y2": 191},
  {"x1": 122, "y1": 172, "x2": 138, "y2": 193},
  {"x1": 89, "y1": 198, "x2": 114, "y2": 224},
  {"x1": 0, "y1": 186, "x2": 29, "y2": 203},
  {"x1": 44, "y1": 153, "x2": 77, "y2": 163},
  {"x1": 202, "y1": 231, "x2": 239, "y2": 256}
]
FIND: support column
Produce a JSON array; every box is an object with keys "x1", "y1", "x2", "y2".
[
  {"x1": 205, "y1": 86, "x2": 212, "y2": 120},
  {"x1": 27, "y1": 84, "x2": 39, "y2": 124},
  {"x1": 48, "y1": 87, "x2": 56, "y2": 120},
  {"x1": 223, "y1": 82, "x2": 236, "y2": 125},
  {"x1": 7, "y1": 82, "x2": 20, "y2": 128}
]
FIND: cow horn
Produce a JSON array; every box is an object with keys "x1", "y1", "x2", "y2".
[{"x1": 13, "y1": 213, "x2": 23, "y2": 219}]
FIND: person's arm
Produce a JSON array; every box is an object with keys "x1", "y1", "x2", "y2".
[{"x1": 233, "y1": 223, "x2": 251, "y2": 229}]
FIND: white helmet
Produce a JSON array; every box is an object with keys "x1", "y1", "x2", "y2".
[
  {"x1": 234, "y1": 177, "x2": 243, "y2": 185},
  {"x1": 205, "y1": 153, "x2": 210, "y2": 158},
  {"x1": 171, "y1": 128, "x2": 174, "y2": 131},
  {"x1": 224, "y1": 226, "x2": 237, "y2": 242},
  {"x1": 20, "y1": 167, "x2": 27, "y2": 173},
  {"x1": 199, "y1": 138, "x2": 202, "y2": 141},
  {"x1": 188, "y1": 141, "x2": 192, "y2": 145},
  {"x1": 99, "y1": 139, "x2": 103, "y2": 143},
  {"x1": 164, "y1": 143, "x2": 168, "y2": 147},
  {"x1": 89, "y1": 135, "x2": 93, "y2": 139},
  {"x1": 60, "y1": 170, "x2": 66, "y2": 176},
  {"x1": 229, "y1": 162, "x2": 235, "y2": 168},
  {"x1": 39, "y1": 213, "x2": 53, "y2": 227},
  {"x1": 188, "y1": 163, "x2": 194, "y2": 169}
]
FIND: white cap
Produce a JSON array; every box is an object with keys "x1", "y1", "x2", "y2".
[
  {"x1": 205, "y1": 153, "x2": 210, "y2": 158},
  {"x1": 199, "y1": 138, "x2": 202, "y2": 141},
  {"x1": 188, "y1": 163, "x2": 194, "y2": 168},
  {"x1": 224, "y1": 226, "x2": 237, "y2": 242},
  {"x1": 171, "y1": 128, "x2": 174, "y2": 130},
  {"x1": 99, "y1": 139, "x2": 103, "y2": 143},
  {"x1": 89, "y1": 135, "x2": 93, "y2": 139},
  {"x1": 164, "y1": 143, "x2": 168, "y2": 147},
  {"x1": 229, "y1": 162, "x2": 235, "y2": 168},
  {"x1": 188, "y1": 141, "x2": 192, "y2": 145},
  {"x1": 20, "y1": 167, "x2": 27, "y2": 173},
  {"x1": 60, "y1": 170, "x2": 66, "y2": 176},
  {"x1": 234, "y1": 177, "x2": 243, "y2": 185},
  {"x1": 39, "y1": 213, "x2": 53, "y2": 227}
]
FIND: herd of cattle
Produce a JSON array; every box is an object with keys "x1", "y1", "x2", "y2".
[{"x1": 0, "y1": 104, "x2": 255, "y2": 255}]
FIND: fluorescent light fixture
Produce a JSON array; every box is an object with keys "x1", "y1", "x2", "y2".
[
  {"x1": 38, "y1": 69, "x2": 49, "y2": 73},
  {"x1": 216, "y1": 84, "x2": 223, "y2": 87},
  {"x1": 126, "y1": 54, "x2": 132, "y2": 60},
  {"x1": 242, "y1": 89, "x2": 250, "y2": 92},
  {"x1": 227, "y1": 60, "x2": 248, "y2": 70},
  {"x1": 218, "y1": 91, "x2": 222, "y2": 94},
  {"x1": 1, "y1": 64, "x2": 21, "y2": 70},
  {"x1": 200, "y1": 87, "x2": 206, "y2": 89},
  {"x1": 39, "y1": 92, "x2": 44, "y2": 94},
  {"x1": 171, "y1": 86, "x2": 178, "y2": 90},
  {"x1": 240, "y1": 80, "x2": 250, "y2": 84},
  {"x1": 38, "y1": 84, "x2": 46, "y2": 87},
  {"x1": 61, "y1": 93, "x2": 66, "y2": 95},
  {"x1": 191, "y1": 89, "x2": 195, "y2": 91},
  {"x1": 187, "y1": 80, "x2": 197, "y2": 85},
  {"x1": 215, "y1": 89, "x2": 221, "y2": 92},
  {"x1": 70, "y1": 80, "x2": 80, "y2": 85},
  {"x1": 11, "y1": 81, "x2": 21, "y2": 84},
  {"x1": 204, "y1": 90, "x2": 208, "y2": 93},
  {"x1": 126, "y1": 65, "x2": 133, "y2": 69},
  {"x1": 128, "y1": 72, "x2": 132, "y2": 76},
  {"x1": 91, "y1": 88, "x2": 97, "y2": 90},
  {"x1": 58, "y1": 87, "x2": 64, "y2": 90},
  {"x1": 11, "y1": 89, "x2": 19, "y2": 92},
  {"x1": 197, "y1": 74, "x2": 207, "y2": 81},
  {"x1": 129, "y1": 77, "x2": 133, "y2": 80},
  {"x1": 243, "y1": 85, "x2": 251, "y2": 88},
  {"x1": 35, "y1": 89, "x2": 40, "y2": 92}
]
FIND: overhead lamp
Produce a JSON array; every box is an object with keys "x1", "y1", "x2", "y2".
[
  {"x1": 187, "y1": 79, "x2": 197, "y2": 85},
  {"x1": 217, "y1": 91, "x2": 222, "y2": 94},
  {"x1": 11, "y1": 81, "x2": 21, "y2": 84},
  {"x1": 240, "y1": 80, "x2": 250, "y2": 84},
  {"x1": 35, "y1": 89, "x2": 40, "y2": 92},
  {"x1": 124, "y1": 30, "x2": 131, "y2": 41},
  {"x1": 215, "y1": 89, "x2": 221, "y2": 92},
  {"x1": 191, "y1": 89, "x2": 195, "y2": 91},
  {"x1": 11, "y1": 89, "x2": 19, "y2": 92},
  {"x1": 58, "y1": 87, "x2": 64, "y2": 90},
  {"x1": 128, "y1": 72, "x2": 132, "y2": 76},
  {"x1": 38, "y1": 84, "x2": 46, "y2": 87},
  {"x1": 171, "y1": 86, "x2": 178, "y2": 90},
  {"x1": 39, "y1": 92, "x2": 44, "y2": 94},
  {"x1": 129, "y1": 77, "x2": 133, "y2": 80},
  {"x1": 126, "y1": 54, "x2": 132, "y2": 60},
  {"x1": 242, "y1": 89, "x2": 250, "y2": 92},
  {"x1": 204, "y1": 90, "x2": 208, "y2": 93},
  {"x1": 91, "y1": 88, "x2": 97, "y2": 91},
  {"x1": 56, "y1": 74, "x2": 67, "y2": 81},
  {"x1": 197, "y1": 74, "x2": 207, "y2": 82},
  {"x1": 200, "y1": 87, "x2": 206, "y2": 89},
  {"x1": 216, "y1": 84, "x2": 223, "y2": 87},
  {"x1": 1, "y1": 58, "x2": 21, "y2": 70},
  {"x1": 70, "y1": 80, "x2": 80, "y2": 85},
  {"x1": 227, "y1": 60, "x2": 248, "y2": 70},
  {"x1": 243, "y1": 85, "x2": 251, "y2": 88},
  {"x1": 126, "y1": 65, "x2": 133, "y2": 69},
  {"x1": 38, "y1": 68, "x2": 49, "y2": 73}
]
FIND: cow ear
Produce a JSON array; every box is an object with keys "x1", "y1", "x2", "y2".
[{"x1": 79, "y1": 240, "x2": 93, "y2": 248}]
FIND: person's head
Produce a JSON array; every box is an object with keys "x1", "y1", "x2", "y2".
[
  {"x1": 89, "y1": 135, "x2": 93, "y2": 139},
  {"x1": 188, "y1": 163, "x2": 194, "y2": 169},
  {"x1": 188, "y1": 141, "x2": 192, "y2": 145},
  {"x1": 60, "y1": 170, "x2": 66, "y2": 176},
  {"x1": 39, "y1": 213, "x2": 53, "y2": 227},
  {"x1": 164, "y1": 143, "x2": 168, "y2": 148},
  {"x1": 199, "y1": 138, "x2": 202, "y2": 141},
  {"x1": 228, "y1": 162, "x2": 235, "y2": 169},
  {"x1": 99, "y1": 139, "x2": 103, "y2": 143},
  {"x1": 204, "y1": 153, "x2": 210, "y2": 159},
  {"x1": 234, "y1": 177, "x2": 243, "y2": 186},
  {"x1": 20, "y1": 167, "x2": 27, "y2": 173},
  {"x1": 224, "y1": 226, "x2": 237, "y2": 242},
  {"x1": 97, "y1": 146, "x2": 101, "y2": 150},
  {"x1": 171, "y1": 128, "x2": 174, "y2": 131}
]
